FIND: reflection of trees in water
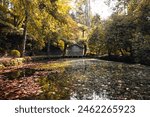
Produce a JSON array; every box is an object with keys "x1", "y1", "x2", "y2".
[
  {"x1": 37, "y1": 72, "x2": 74, "y2": 100},
  {"x1": 36, "y1": 59, "x2": 150, "y2": 100},
  {"x1": 65, "y1": 60, "x2": 111, "y2": 100},
  {"x1": 104, "y1": 63, "x2": 150, "y2": 99},
  {"x1": 2, "y1": 68, "x2": 35, "y2": 80}
]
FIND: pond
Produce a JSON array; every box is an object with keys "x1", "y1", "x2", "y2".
[
  {"x1": 1, "y1": 59, "x2": 150, "y2": 100},
  {"x1": 1, "y1": 68, "x2": 36, "y2": 80}
]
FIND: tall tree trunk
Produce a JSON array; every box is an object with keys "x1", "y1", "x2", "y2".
[
  {"x1": 21, "y1": 0, "x2": 30, "y2": 57},
  {"x1": 85, "y1": 0, "x2": 91, "y2": 27},
  {"x1": 21, "y1": 14, "x2": 28, "y2": 57},
  {"x1": 63, "y1": 43, "x2": 67, "y2": 56}
]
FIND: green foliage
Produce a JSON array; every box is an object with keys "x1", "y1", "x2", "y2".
[
  {"x1": 88, "y1": 14, "x2": 106, "y2": 55},
  {"x1": 10, "y1": 50, "x2": 21, "y2": 58},
  {"x1": 105, "y1": 14, "x2": 135, "y2": 56},
  {"x1": 88, "y1": 0, "x2": 149, "y2": 64},
  {"x1": 88, "y1": 25, "x2": 106, "y2": 55}
]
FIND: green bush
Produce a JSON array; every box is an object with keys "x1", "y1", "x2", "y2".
[{"x1": 10, "y1": 50, "x2": 21, "y2": 58}]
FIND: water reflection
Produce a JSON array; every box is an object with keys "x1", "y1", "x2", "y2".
[
  {"x1": 35, "y1": 59, "x2": 150, "y2": 100},
  {"x1": 1, "y1": 68, "x2": 35, "y2": 80}
]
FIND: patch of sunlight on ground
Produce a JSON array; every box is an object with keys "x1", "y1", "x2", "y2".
[{"x1": 35, "y1": 60, "x2": 72, "y2": 70}]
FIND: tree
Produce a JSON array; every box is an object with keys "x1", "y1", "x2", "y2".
[
  {"x1": 3, "y1": 0, "x2": 79, "y2": 56},
  {"x1": 103, "y1": 0, "x2": 149, "y2": 64},
  {"x1": 88, "y1": 17, "x2": 106, "y2": 55},
  {"x1": 130, "y1": 0, "x2": 150, "y2": 62},
  {"x1": 72, "y1": 0, "x2": 91, "y2": 26},
  {"x1": 105, "y1": 14, "x2": 135, "y2": 56}
]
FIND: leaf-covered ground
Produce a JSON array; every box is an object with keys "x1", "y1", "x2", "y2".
[
  {"x1": 0, "y1": 62, "x2": 43, "y2": 99},
  {"x1": 0, "y1": 60, "x2": 70, "y2": 99},
  {"x1": 0, "y1": 77, "x2": 41, "y2": 99}
]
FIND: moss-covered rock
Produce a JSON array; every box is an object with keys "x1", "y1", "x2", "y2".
[
  {"x1": 10, "y1": 50, "x2": 21, "y2": 58},
  {"x1": 0, "y1": 63, "x2": 5, "y2": 69}
]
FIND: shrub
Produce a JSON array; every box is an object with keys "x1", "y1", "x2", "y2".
[{"x1": 10, "y1": 50, "x2": 21, "y2": 58}]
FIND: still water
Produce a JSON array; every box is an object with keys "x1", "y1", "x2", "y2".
[{"x1": 2, "y1": 59, "x2": 150, "y2": 100}]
